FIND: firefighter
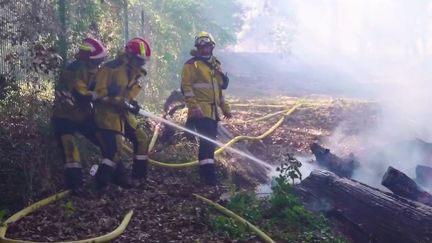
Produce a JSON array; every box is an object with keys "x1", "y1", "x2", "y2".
[
  {"x1": 181, "y1": 31, "x2": 232, "y2": 185},
  {"x1": 52, "y1": 37, "x2": 107, "y2": 192},
  {"x1": 93, "y1": 37, "x2": 151, "y2": 190}
]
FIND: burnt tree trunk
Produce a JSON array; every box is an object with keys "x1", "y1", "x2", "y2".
[
  {"x1": 294, "y1": 170, "x2": 432, "y2": 243},
  {"x1": 310, "y1": 143, "x2": 356, "y2": 178},
  {"x1": 416, "y1": 164, "x2": 432, "y2": 188},
  {"x1": 382, "y1": 166, "x2": 432, "y2": 206}
]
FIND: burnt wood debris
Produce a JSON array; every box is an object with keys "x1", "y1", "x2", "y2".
[
  {"x1": 381, "y1": 166, "x2": 432, "y2": 207},
  {"x1": 310, "y1": 142, "x2": 357, "y2": 178},
  {"x1": 294, "y1": 170, "x2": 432, "y2": 243}
]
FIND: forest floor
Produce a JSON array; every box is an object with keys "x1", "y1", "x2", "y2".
[{"x1": 5, "y1": 96, "x2": 377, "y2": 242}]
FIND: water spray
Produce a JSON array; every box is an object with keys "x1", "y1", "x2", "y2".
[{"x1": 125, "y1": 102, "x2": 272, "y2": 169}]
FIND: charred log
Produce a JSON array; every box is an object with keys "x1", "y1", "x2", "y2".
[
  {"x1": 310, "y1": 143, "x2": 356, "y2": 177},
  {"x1": 294, "y1": 170, "x2": 432, "y2": 243},
  {"x1": 381, "y1": 166, "x2": 432, "y2": 206},
  {"x1": 416, "y1": 164, "x2": 432, "y2": 188}
]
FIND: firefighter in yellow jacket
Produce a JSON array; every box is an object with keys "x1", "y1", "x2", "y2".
[
  {"x1": 181, "y1": 31, "x2": 232, "y2": 185},
  {"x1": 52, "y1": 37, "x2": 107, "y2": 191},
  {"x1": 93, "y1": 38, "x2": 151, "y2": 190}
]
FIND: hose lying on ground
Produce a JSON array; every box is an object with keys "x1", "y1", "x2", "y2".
[
  {"x1": 193, "y1": 193, "x2": 275, "y2": 243},
  {"x1": 123, "y1": 101, "x2": 303, "y2": 168},
  {"x1": 0, "y1": 191, "x2": 134, "y2": 243}
]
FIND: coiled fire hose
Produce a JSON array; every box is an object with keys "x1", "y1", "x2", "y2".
[{"x1": 0, "y1": 191, "x2": 134, "y2": 243}]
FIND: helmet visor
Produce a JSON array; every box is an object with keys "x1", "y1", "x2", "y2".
[{"x1": 196, "y1": 37, "x2": 214, "y2": 46}]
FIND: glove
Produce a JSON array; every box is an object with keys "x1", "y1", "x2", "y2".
[
  {"x1": 188, "y1": 107, "x2": 203, "y2": 118},
  {"x1": 221, "y1": 73, "x2": 229, "y2": 89},
  {"x1": 127, "y1": 100, "x2": 141, "y2": 115},
  {"x1": 88, "y1": 91, "x2": 98, "y2": 101}
]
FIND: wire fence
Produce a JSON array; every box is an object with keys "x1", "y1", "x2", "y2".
[
  {"x1": 0, "y1": 0, "x2": 30, "y2": 83},
  {"x1": 0, "y1": 0, "x2": 136, "y2": 86}
]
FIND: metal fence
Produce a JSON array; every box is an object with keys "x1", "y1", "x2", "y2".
[{"x1": 0, "y1": 1, "x2": 29, "y2": 83}]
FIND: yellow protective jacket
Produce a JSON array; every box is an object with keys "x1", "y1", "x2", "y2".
[
  {"x1": 52, "y1": 60, "x2": 97, "y2": 122},
  {"x1": 93, "y1": 54, "x2": 143, "y2": 133},
  {"x1": 181, "y1": 55, "x2": 230, "y2": 120}
]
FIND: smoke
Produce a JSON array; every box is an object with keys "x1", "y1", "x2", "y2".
[{"x1": 224, "y1": 0, "x2": 432, "y2": 190}]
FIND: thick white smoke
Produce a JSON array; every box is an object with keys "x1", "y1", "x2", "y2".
[{"x1": 229, "y1": 0, "x2": 432, "y2": 189}]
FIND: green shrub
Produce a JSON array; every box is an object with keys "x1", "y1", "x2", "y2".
[{"x1": 210, "y1": 157, "x2": 347, "y2": 242}]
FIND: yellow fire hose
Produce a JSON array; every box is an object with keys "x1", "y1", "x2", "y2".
[
  {"x1": 123, "y1": 101, "x2": 303, "y2": 168},
  {"x1": 0, "y1": 191, "x2": 134, "y2": 243},
  {"x1": 231, "y1": 103, "x2": 287, "y2": 108},
  {"x1": 227, "y1": 109, "x2": 287, "y2": 125},
  {"x1": 193, "y1": 193, "x2": 275, "y2": 243}
]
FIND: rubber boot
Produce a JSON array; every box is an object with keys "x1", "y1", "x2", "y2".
[
  {"x1": 132, "y1": 159, "x2": 148, "y2": 180},
  {"x1": 95, "y1": 164, "x2": 115, "y2": 190},
  {"x1": 199, "y1": 164, "x2": 217, "y2": 186},
  {"x1": 64, "y1": 167, "x2": 83, "y2": 191},
  {"x1": 112, "y1": 162, "x2": 132, "y2": 189}
]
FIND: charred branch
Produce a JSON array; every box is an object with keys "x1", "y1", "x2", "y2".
[
  {"x1": 381, "y1": 166, "x2": 432, "y2": 206},
  {"x1": 310, "y1": 143, "x2": 356, "y2": 177}
]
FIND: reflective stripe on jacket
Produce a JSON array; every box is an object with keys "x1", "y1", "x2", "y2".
[
  {"x1": 181, "y1": 56, "x2": 230, "y2": 120},
  {"x1": 93, "y1": 54, "x2": 142, "y2": 133}
]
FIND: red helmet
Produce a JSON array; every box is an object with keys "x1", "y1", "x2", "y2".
[
  {"x1": 125, "y1": 37, "x2": 151, "y2": 61},
  {"x1": 77, "y1": 37, "x2": 107, "y2": 60}
]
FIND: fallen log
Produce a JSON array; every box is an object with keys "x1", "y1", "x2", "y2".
[
  {"x1": 416, "y1": 164, "x2": 432, "y2": 188},
  {"x1": 382, "y1": 166, "x2": 432, "y2": 206},
  {"x1": 310, "y1": 143, "x2": 356, "y2": 178},
  {"x1": 294, "y1": 170, "x2": 432, "y2": 243}
]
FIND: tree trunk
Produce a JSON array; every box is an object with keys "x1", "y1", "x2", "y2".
[
  {"x1": 294, "y1": 170, "x2": 432, "y2": 243},
  {"x1": 381, "y1": 166, "x2": 432, "y2": 206},
  {"x1": 123, "y1": 0, "x2": 129, "y2": 43},
  {"x1": 57, "y1": 0, "x2": 68, "y2": 65}
]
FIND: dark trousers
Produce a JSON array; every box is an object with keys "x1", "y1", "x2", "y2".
[
  {"x1": 52, "y1": 117, "x2": 99, "y2": 163},
  {"x1": 190, "y1": 117, "x2": 218, "y2": 161},
  {"x1": 96, "y1": 122, "x2": 149, "y2": 162}
]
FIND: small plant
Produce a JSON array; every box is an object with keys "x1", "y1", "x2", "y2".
[
  {"x1": 209, "y1": 156, "x2": 347, "y2": 242},
  {"x1": 211, "y1": 215, "x2": 252, "y2": 240},
  {"x1": 210, "y1": 191, "x2": 263, "y2": 240},
  {"x1": 276, "y1": 153, "x2": 302, "y2": 184},
  {"x1": 61, "y1": 200, "x2": 75, "y2": 218}
]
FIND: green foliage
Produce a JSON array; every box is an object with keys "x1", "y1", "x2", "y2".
[
  {"x1": 211, "y1": 215, "x2": 252, "y2": 240},
  {"x1": 226, "y1": 192, "x2": 262, "y2": 223},
  {"x1": 126, "y1": 0, "x2": 242, "y2": 106},
  {"x1": 210, "y1": 159, "x2": 347, "y2": 242},
  {"x1": 276, "y1": 153, "x2": 303, "y2": 184}
]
